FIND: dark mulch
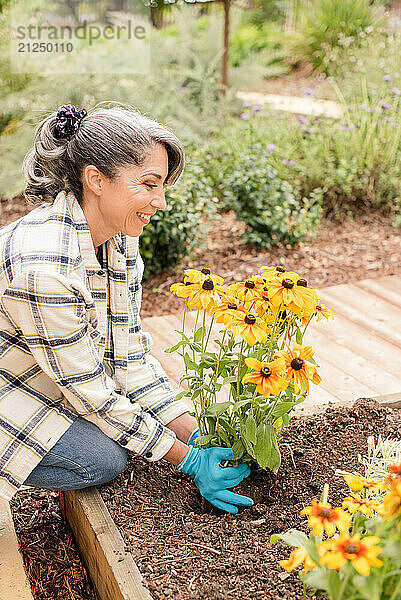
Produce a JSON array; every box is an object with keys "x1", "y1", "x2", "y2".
[
  {"x1": 9, "y1": 489, "x2": 98, "y2": 600},
  {"x1": 100, "y1": 399, "x2": 401, "y2": 600}
]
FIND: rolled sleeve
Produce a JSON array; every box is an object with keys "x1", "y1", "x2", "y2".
[{"x1": 1, "y1": 269, "x2": 176, "y2": 461}]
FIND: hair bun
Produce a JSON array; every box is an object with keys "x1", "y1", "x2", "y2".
[{"x1": 54, "y1": 104, "x2": 87, "y2": 140}]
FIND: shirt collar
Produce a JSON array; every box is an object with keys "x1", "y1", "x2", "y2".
[{"x1": 58, "y1": 190, "x2": 127, "y2": 272}]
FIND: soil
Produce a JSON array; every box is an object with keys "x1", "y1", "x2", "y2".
[
  {"x1": 141, "y1": 210, "x2": 401, "y2": 318},
  {"x1": 9, "y1": 489, "x2": 98, "y2": 600},
  {"x1": 100, "y1": 398, "x2": 401, "y2": 600}
]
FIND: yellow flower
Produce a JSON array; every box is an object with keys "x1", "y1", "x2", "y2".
[
  {"x1": 242, "y1": 357, "x2": 288, "y2": 397},
  {"x1": 212, "y1": 299, "x2": 241, "y2": 326},
  {"x1": 259, "y1": 265, "x2": 298, "y2": 281},
  {"x1": 266, "y1": 275, "x2": 318, "y2": 320},
  {"x1": 185, "y1": 278, "x2": 226, "y2": 312},
  {"x1": 276, "y1": 343, "x2": 322, "y2": 394},
  {"x1": 315, "y1": 302, "x2": 334, "y2": 322},
  {"x1": 183, "y1": 267, "x2": 224, "y2": 286},
  {"x1": 228, "y1": 277, "x2": 264, "y2": 303},
  {"x1": 342, "y1": 493, "x2": 382, "y2": 516},
  {"x1": 343, "y1": 473, "x2": 386, "y2": 493},
  {"x1": 300, "y1": 499, "x2": 351, "y2": 537},
  {"x1": 280, "y1": 546, "x2": 317, "y2": 574},
  {"x1": 382, "y1": 478, "x2": 401, "y2": 519},
  {"x1": 230, "y1": 311, "x2": 269, "y2": 346},
  {"x1": 320, "y1": 533, "x2": 383, "y2": 576}
]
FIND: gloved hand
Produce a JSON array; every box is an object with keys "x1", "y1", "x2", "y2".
[
  {"x1": 177, "y1": 446, "x2": 253, "y2": 514},
  {"x1": 187, "y1": 428, "x2": 200, "y2": 446}
]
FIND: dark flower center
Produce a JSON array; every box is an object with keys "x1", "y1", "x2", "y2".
[
  {"x1": 260, "y1": 367, "x2": 271, "y2": 378},
  {"x1": 318, "y1": 507, "x2": 331, "y2": 518},
  {"x1": 244, "y1": 314, "x2": 256, "y2": 325},
  {"x1": 316, "y1": 305, "x2": 322, "y2": 311},
  {"x1": 201, "y1": 268, "x2": 211, "y2": 275},
  {"x1": 290, "y1": 357, "x2": 304, "y2": 371},
  {"x1": 228, "y1": 303, "x2": 237, "y2": 310},
  {"x1": 282, "y1": 279, "x2": 294, "y2": 289},
  {"x1": 202, "y1": 279, "x2": 214, "y2": 291},
  {"x1": 245, "y1": 280, "x2": 255, "y2": 289},
  {"x1": 262, "y1": 295, "x2": 269, "y2": 301},
  {"x1": 297, "y1": 279, "x2": 308, "y2": 287},
  {"x1": 276, "y1": 266, "x2": 286, "y2": 273},
  {"x1": 344, "y1": 543, "x2": 359, "y2": 555}
]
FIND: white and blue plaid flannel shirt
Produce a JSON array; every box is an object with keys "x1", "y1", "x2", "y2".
[{"x1": 0, "y1": 190, "x2": 188, "y2": 501}]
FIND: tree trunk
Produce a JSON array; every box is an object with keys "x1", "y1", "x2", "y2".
[{"x1": 221, "y1": 0, "x2": 230, "y2": 96}]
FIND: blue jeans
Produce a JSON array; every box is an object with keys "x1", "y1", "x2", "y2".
[{"x1": 23, "y1": 417, "x2": 129, "y2": 491}]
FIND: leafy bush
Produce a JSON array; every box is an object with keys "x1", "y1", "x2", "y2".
[
  {"x1": 221, "y1": 142, "x2": 322, "y2": 248},
  {"x1": 139, "y1": 148, "x2": 217, "y2": 277},
  {"x1": 295, "y1": 0, "x2": 385, "y2": 74}
]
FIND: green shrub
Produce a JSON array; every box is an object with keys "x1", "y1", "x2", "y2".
[
  {"x1": 295, "y1": 0, "x2": 384, "y2": 74},
  {"x1": 139, "y1": 148, "x2": 217, "y2": 277},
  {"x1": 221, "y1": 143, "x2": 322, "y2": 249}
]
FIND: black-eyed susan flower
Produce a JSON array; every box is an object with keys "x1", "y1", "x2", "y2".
[
  {"x1": 230, "y1": 311, "x2": 269, "y2": 346},
  {"x1": 242, "y1": 357, "x2": 288, "y2": 396},
  {"x1": 319, "y1": 533, "x2": 383, "y2": 576},
  {"x1": 300, "y1": 499, "x2": 351, "y2": 537},
  {"x1": 259, "y1": 265, "x2": 298, "y2": 282},
  {"x1": 184, "y1": 267, "x2": 224, "y2": 287},
  {"x1": 267, "y1": 273, "x2": 317, "y2": 317},
  {"x1": 211, "y1": 294, "x2": 242, "y2": 326},
  {"x1": 277, "y1": 343, "x2": 322, "y2": 393},
  {"x1": 315, "y1": 301, "x2": 334, "y2": 322},
  {"x1": 279, "y1": 546, "x2": 317, "y2": 574},
  {"x1": 342, "y1": 493, "x2": 382, "y2": 516},
  {"x1": 186, "y1": 278, "x2": 226, "y2": 312},
  {"x1": 228, "y1": 276, "x2": 264, "y2": 303},
  {"x1": 343, "y1": 473, "x2": 386, "y2": 493}
]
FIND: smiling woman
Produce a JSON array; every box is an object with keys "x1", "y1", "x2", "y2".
[{"x1": 0, "y1": 102, "x2": 253, "y2": 518}]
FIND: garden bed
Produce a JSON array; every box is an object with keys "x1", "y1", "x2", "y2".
[{"x1": 97, "y1": 398, "x2": 401, "y2": 600}]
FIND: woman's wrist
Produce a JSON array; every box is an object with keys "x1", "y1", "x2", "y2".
[
  {"x1": 162, "y1": 438, "x2": 190, "y2": 467},
  {"x1": 166, "y1": 412, "x2": 199, "y2": 444}
]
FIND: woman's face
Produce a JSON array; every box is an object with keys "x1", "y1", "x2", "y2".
[{"x1": 86, "y1": 143, "x2": 169, "y2": 241}]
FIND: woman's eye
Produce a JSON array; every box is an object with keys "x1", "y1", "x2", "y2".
[{"x1": 145, "y1": 183, "x2": 157, "y2": 189}]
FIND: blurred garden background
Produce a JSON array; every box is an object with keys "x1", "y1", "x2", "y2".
[{"x1": 1, "y1": 0, "x2": 401, "y2": 316}]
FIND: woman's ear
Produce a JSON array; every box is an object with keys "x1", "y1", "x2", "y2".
[{"x1": 83, "y1": 165, "x2": 103, "y2": 196}]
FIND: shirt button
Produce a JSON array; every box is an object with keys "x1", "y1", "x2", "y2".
[{"x1": 145, "y1": 451, "x2": 153, "y2": 459}]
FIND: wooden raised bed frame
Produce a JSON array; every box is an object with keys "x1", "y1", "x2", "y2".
[{"x1": 63, "y1": 395, "x2": 401, "y2": 600}]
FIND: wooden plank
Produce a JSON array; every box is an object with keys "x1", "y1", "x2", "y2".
[
  {"x1": 0, "y1": 498, "x2": 34, "y2": 600},
  {"x1": 64, "y1": 488, "x2": 152, "y2": 600},
  {"x1": 373, "y1": 392, "x2": 401, "y2": 409},
  {"x1": 319, "y1": 284, "x2": 401, "y2": 350},
  {"x1": 355, "y1": 277, "x2": 401, "y2": 309},
  {"x1": 306, "y1": 326, "x2": 401, "y2": 396}
]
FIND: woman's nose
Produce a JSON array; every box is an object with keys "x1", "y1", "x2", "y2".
[{"x1": 151, "y1": 189, "x2": 166, "y2": 211}]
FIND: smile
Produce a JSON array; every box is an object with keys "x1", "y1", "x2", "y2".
[{"x1": 137, "y1": 212, "x2": 151, "y2": 224}]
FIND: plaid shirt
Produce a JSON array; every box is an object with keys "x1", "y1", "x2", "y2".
[{"x1": 0, "y1": 190, "x2": 188, "y2": 501}]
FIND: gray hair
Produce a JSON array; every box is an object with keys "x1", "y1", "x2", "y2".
[{"x1": 23, "y1": 102, "x2": 185, "y2": 205}]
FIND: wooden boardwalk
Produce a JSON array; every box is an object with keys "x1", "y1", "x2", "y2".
[{"x1": 142, "y1": 275, "x2": 401, "y2": 413}]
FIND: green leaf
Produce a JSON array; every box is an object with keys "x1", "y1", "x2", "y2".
[
  {"x1": 270, "y1": 529, "x2": 309, "y2": 547},
  {"x1": 245, "y1": 414, "x2": 257, "y2": 445},
  {"x1": 301, "y1": 567, "x2": 329, "y2": 592},
  {"x1": 295, "y1": 328, "x2": 303, "y2": 345},
  {"x1": 184, "y1": 352, "x2": 198, "y2": 372},
  {"x1": 174, "y1": 390, "x2": 190, "y2": 402},
  {"x1": 203, "y1": 401, "x2": 231, "y2": 417},
  {"x1": 232, "y1": 398, "x2": 252, "y2": 412},
  {"x1": 194, "y1": 326, "x2": 206, "y2": 342},
  {"x1": 195, "y1": 433, "x2": 216, "y2": 447},
  {"x1": 254, "y1": 423, "x2": 281, "y2": 472},
  {"x1": 164, "y1": 339, "x2": 186, "y2": 353},
  {"x1": 218, "y1": 417, "x2": 236, "y2": 437},
  {"x1": 271, "y1": 402, "x2": 297, "y2": 418},
  {"x1": 232, "y1": 439, "x2": 245, "y2": 460}
]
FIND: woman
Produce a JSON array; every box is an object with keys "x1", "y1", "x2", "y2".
[{"x1": 0, "y1": 103, "x2": 253, "y2": 514}]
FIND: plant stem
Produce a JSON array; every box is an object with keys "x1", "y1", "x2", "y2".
[
  {"x1": 389, "y1": 574, "x2": 401, "y2": 600},
  {"x1": 236, "y1": 340, "x2": 245, "y2": 401}
]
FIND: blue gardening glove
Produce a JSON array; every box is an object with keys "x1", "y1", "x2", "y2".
[
  {"x1": 177, "y1": 446, "x2": 254, "y2": 514},
  {"x1": 188, "y1": 429, "x2": 200, "y2": 446}
]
